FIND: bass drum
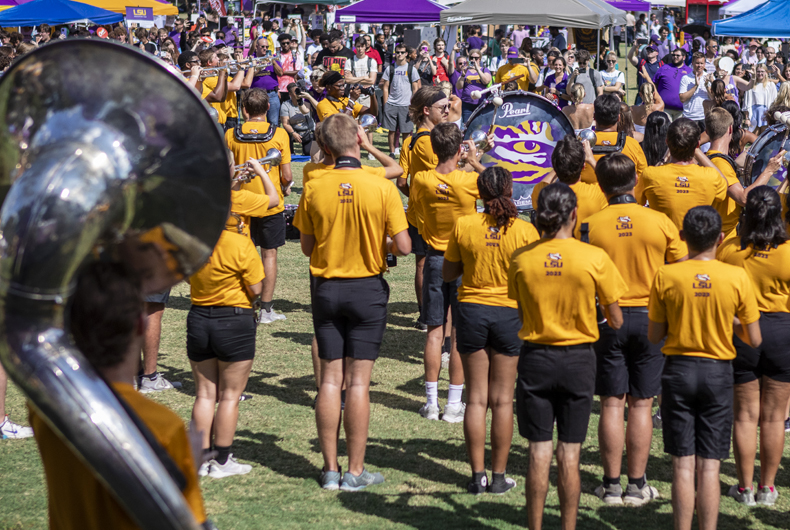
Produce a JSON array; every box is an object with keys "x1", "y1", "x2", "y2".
[
  {"x1": 464, "y1": 91, "x2": 574, "y2": 210},
  {"x1": 744, "y1": 125, "x2": 789, "y2": 188}
]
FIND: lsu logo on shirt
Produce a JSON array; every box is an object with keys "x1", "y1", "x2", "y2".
[
  {"x1": 435, "y1": 182, "x2": 450, "y2": 201},
  {"x1": 338, "y1": 183, "x2": 353, "y2": 203},
  {"x1": 616, "y1": 215, "x2": 633, "y2": 237},
  {"x1": 544, "y1": 252, "x2": 563, "y2": 275},
  {"x1": 692, "y1": 273, "x2": 712, "y2": 297},
  {"x1": 675, "y1": 176, "x2": 690, "y2": 193},
  {"x1": 485, "y1": 226, "x2": 501, "y2": 246}
]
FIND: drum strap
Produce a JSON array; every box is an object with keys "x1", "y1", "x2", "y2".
[
  {"x1": 708, "y1": 152, "x2": 738, "y2": 176},
  {"x1": 409, "y1": 131, "x2": 431, "y2": 150},
  {"x1": 591, "y1": 132, "x2": 626, "y2": 155},
  {"x1": 580, "y1": 222, "x2": 590, "y2": 244}
]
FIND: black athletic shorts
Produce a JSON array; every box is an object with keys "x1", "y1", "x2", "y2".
[
  {"x1": 661, "y1": 356, "x2": 733, "y2": 459},
  {"x1": 516, "y1": 342, "x2": 596, "y2": 444},
  {"x1": 145, "y1": 288, "x2": 171, "y2": 305},
  {"x1": 313, "y1": 275, "x2": 389, "y2": 360},
  {"x1": 733, "y1": 312, "x2": 790, "y2": 384},
  {"x1": 421, "y1": 248, "x2": 460, "y2": 327},
  {"x1": 186, "y1": 305, "x2": 257, "y2": 363},
  {"x1": 456, "y1": 302, "x2": 521, "y2": 356},
  {"x1": 250, "y1": 212, "x2": 286, "y2": 250},
  {"x1": 408, "y1": 222, "x2": 427, "y2": 256},
  {"x1": 594, "y1": 308, "x2": 664, "y2": 398}
]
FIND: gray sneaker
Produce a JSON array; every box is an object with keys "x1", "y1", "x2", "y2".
[
  {"x1": 728, "y1": 484, "x2": 756, "y2": 506},
  {"x1": 442, "y1": 402, "x2": 465, "y2": 423},
  {"x1": 623, "y1": 481, "x2": 659, "y2": 506},
  {"x1": 755, "y1": 486, "x2": 778, "y2": 506},
  {"x1": 138, "y1": 373, "x2": 182, "y2": 394},
  {"x1": 319, "y1": 467, "x2": 342, "y2": 490},
  {"x1": 258, "y1": 308, "x2": 287, "y2": 324},
  {"x1": 595, "y1": 482, "x2": 624, "y2": 505},
  {"x1": 340, "y1": 469, "x2": 385, "y2": 491},
  {"x1": 419, "y1": 403, "x2": 440, "y2": 421}
]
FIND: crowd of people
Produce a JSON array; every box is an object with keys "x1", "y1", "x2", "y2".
[{"x1": 3, "y1": 11, "x2": 790, "y2": 530}]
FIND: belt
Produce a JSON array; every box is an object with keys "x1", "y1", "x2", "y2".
[
  {"x1": 426, "y1": 247, "x2": 445, "y2": 257},
  {"x1": 190, "y1": 305, "x2": 254, "y2": 316},
  {"x1": 523, "y1": 342, "x2": 593, "y2": 353},
  {"x1": 620, "y1": 307, "x2": 648, "y2": 313},
  {"x1": 665, "y1": 355, "x2": 731, "y2": 365}
]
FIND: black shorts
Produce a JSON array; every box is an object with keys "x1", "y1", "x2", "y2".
[
  {"x1": 594, "y1": 308, "x2": 664, "y2": 398},
  {"x1": 313, "y1": 275, "x2": 389, "y2": 360},
  {"x1": 250, "y1": 212, "x2": 286, "y2": 250},
  {"x1": 733, "y1": 312, "x2": 790, "y2": 384},
  {"x1": 145, "y1": 288, "x2": 171, "y2": 305},
  {"x1": 186, "y1": 305, "x2": 257, "y2": 363},
  {"x1": 456, "y1": 302, "x2": 521, "y2": 356},
  {"x1": 408, "y1": 222, "x2": 427, "y2": 256},
  {"x1": 661, "y1": 356, "x2": 733, "y2": 459},
  {"x1": 516, "y1": 342, "x2": 596, "y2": 444},
  {"x1": 421, "y1": 249, "x2": 460, "y2": 327}
]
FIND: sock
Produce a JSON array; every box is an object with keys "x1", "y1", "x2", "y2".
[
  {"x1": 425, "y1": 381, "x2": 438, "y2": 407},
  {"x1": 262, "y1": 301, "x2": 273, "y2": 312},
  {"x1": 627, "y1": 475, "x2": 646, "y2": 489},
  {"x1": 448, "y1": 384, "x2": 464, "y2": 405},
  {"x1": 215, "y1": 445, "x2": 231, "y2": 465},
  {"x1": 142, "y1": 371, "x2": 157, "y2": 380},
  {"x1": 604, "y1": 476, "x2": 621, "y2": 487},
  {"x1": 443, "y1": 337, "x2": 451, "y2": 354}
]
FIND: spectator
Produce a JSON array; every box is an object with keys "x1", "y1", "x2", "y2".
[
  {"x1": 456, "y1": 48, "x2": 492, "y2": 123},
  {"x1": 549, "y1": 27, "x2": 566, "y2": 51},
  {"x1": 743, "y1": 64, "x2": 778, "y2": 131},
  {"x1": 566, "y1": 49, "x2": 603, "y2": 105},
  {"x1": 653, "y1": 47, "x2": 692, "y2": 120},
  {"x1": 382, "y1": 44, "x2": 421, "y2": 156},
  {"x1": 679, "y1": 53, "x2": 710, "y2": 128}
]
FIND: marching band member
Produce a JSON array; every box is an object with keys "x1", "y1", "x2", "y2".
[
  {"x1": 509, "y1": 182, "x2": 626, "y2": 530},
  {"x1": 315, "y1": 71, "x2": 378, "y2": 122},
  {"x1": 443, "y1": 166, "x2": 539, "y2": 494},
  {"x1": 718, "y1": 187, "x2": 790, "y2": 506},
  {"x1": 584, "y1": 154, "x2": 686, "y2": 507},
  {"x1": 187, "y1": 153, "x2": 276, "y2": 479},
  {"x1": 293, "y1": 113, "x2": 410, "y2": 491},
  {"x1": 398, "y1": 86, "x2": 450, "y2": 331},
  {"x1": 410, "y1": 124, "x2": 486, "y2": 423},
  {"x1": 579, "y1": 95, "x2": 647, "y2": 185},
  {"x1": 225, "y1": 88, "x2": 293, "y2": 324},
  {"x1": 648, "y1": 206, "x2": 761, "y2": 530}
]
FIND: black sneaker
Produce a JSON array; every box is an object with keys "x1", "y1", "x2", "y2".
[
  {"x1": 467, "y1": 472, "x2": 488, "y2": 495},
  {"x1": 414, "y1": 318, "x2": 427, "y2": 331},
  {"x1": 239, "y1": 394, "x2": 253, "y2": 402},
  {"x1": 487, "y1": 474, "x2": 517, "y2": 495}
]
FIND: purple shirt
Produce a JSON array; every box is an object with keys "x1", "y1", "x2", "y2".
[
  {"x1": 466, "y1": 36, "x2": 484, "y2": 51},
  {"x1": 653, "y1": 62, "x2": 693, "y2": 111},
  {"x1": 250, "y1": 60, "x2": 282, "y2": 91},
  {"x1": 459, "y1": 67, "x2": 491, "y2": 105},
  {"x1": 169, "y1": 30, "x2": 182, "y2": 51},
  {"x1": 450, "y1": 70, "x2": 463, "y2": 100},
  {"x1": 509, "y1": 29, "x2": 530, "y2": 49},
  {"x1": 545, "y1": 72, "x2": 570, "y2": 108}
]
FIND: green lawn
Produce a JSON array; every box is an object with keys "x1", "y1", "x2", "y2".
[{"x1": 2, "y1": 118, "x2": 790, "y2": 530}]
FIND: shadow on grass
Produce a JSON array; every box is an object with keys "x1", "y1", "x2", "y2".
[
  {"x1": 166, "y1": 294, "x2": 192, "y2": 312},
  {"x1": 245, "y1": 372, "x2": 316, "y2": 408},
  {"x1": 369, "y1": 389, "x2": 424, "y2": 413},
  {"x1": 234, "y1": 428, "x2": 320, "y2": 481},
  {"x1": 752, "y1": 505, "x2": 790, "y2": 529},
  {"x1": 271, "y1": 331, "x2": 314, "y2": 346}
]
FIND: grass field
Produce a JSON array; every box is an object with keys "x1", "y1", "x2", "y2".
[{"x1": 2, "y1": 53, "x2": 790, "y2": 530}]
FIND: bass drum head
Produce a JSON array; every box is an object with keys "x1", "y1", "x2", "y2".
[
  {"x1": 464, "y1": 91, "x2": 574, "y2": 210},
  {"x1": 748, "y1": 125, "x2": 789, "y2": 188}
]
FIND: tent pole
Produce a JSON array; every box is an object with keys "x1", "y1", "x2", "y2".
[{"x1": 596, "y1": 28, "x2": 600, "y2": 70}]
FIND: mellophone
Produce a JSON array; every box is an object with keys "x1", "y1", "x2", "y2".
[{"x1": 744, "y1": 111, "x2": 790, "y2": 190}]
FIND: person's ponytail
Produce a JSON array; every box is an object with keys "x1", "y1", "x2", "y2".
[
  {"x1": 477, "y1": 167, "x2": 519, "y2": 233},
  {"x1": 535, "y1": 182, "x2": 577, "y2": 237}
]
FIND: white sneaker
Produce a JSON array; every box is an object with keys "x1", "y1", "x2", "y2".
[
  {"x1": 441, "y1": 351, "x2": 450, "y2": 370},
  {"x1": 367, "y1": 153, "x2": 376, "y2": 160},
  {"x1": 198, "y1": 462, "x2": 210, "y2": 477},
  {"x1": 138, "y1": 373, "x2": 181, "y2": 394},
  {"x1": 258, "y1": 308, "x2": 287, "y2": 324},
  {"x1": 207, "y1": 454, "x2": 252, "y2": 478},
  {"x1": 1, "y1": 416, "x2": 33, "y2": 439},
  {"x1": 393, "y1": 147, "x2": 401, "y2": 157},
  {"x1": 419, "y1": 403, "x2": 441, "y2": 421},
  {"x1": 442, "y1": 402, "x2": 466, "y2": 423}
]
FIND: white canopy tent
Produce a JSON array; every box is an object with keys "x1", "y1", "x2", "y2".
[
  {"x1": 643, "y1": 0, "x2": 685, "y2": 6},
  {"x1": 440, "y1": 0, "x2": 626, "y2": 28},
  {"x1": 721, "y1": 0, "x2": 767, "y2": 15}
]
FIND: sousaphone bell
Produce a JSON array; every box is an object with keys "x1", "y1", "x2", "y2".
[{"x1": 0, "y1": 40, "x2": 230, "y2": 529}]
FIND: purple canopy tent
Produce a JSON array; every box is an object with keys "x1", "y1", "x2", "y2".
[
  {"x1": 336, "y1": 0, "x2": 446, "y2": 23},
  {"x1": 606, "y1": 0, "x2": 649, "y2": 11}
]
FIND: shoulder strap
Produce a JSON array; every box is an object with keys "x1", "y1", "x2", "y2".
[
  {"x1": 407, "y1": 62, "x2": 414, "y2": 83},
  {"x1": 409, "y1": 130, "x2": 431, "y2": 150},
  {"x1": 580, "y1": 222, "x2": 590, "y2": 244},
  {"x1": 591, "y1": 132, "x2": 627, "y2": 155},
  {"x1": 589, "y1": 67, "x2": 598, "y2": 92},
  {"x1": 709, "y1": 152, "x2": 738, "y2": 175}
]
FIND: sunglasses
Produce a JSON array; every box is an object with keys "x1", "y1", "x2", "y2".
[
  {"x1": 432, "y1": 104, "x2": 450, "y2": 111},
  {"x1": 606, "y1": 60, "x2": 616, "y2": 64},
  {"x1": 395, "y1": 51, "x2": 406, "y2": 55}
]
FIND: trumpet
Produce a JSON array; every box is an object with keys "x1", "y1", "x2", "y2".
[
  {"x1": 458, "y1": 129, "x2": 488, "y2": 168},
  {"x1": 577, "y1": 128, "x2": 598, "y2": 146},
  {"x1": 358, "y1": 114, "x2": 378, "y2": 133},
  {"x1": 233, "y1": 148, "x2": 282, "y2": 183}
]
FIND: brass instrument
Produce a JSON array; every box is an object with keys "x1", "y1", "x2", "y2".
[
  {"x1": 577, "y1": 128, "x2": 598, "y2": 146},
  {"x1": 358, "y1": 114, "x2": 378, "y2": 133},
  {"x1": 233, "y1": 148, "x2": 282, "y2": 183},
  {"x1": 0, "y1": 41, "x2": 230, "y2": 529},
  {"x1": 181, "y1": 56, "x2": 274, "y2": 79}
]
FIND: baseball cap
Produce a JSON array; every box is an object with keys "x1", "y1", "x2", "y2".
[
  {"x1": 507, "y1": 46, "x2": 519, "y2": 59},
  {"x1": 650, "y1": 34, "x2": 660, "y2": 43},
  {"x1": 96, "y1": 27, "x2": 108, "y2": 39},
  {"x1": 645, "y1": 45, "x2": 658, "y2": 53}
]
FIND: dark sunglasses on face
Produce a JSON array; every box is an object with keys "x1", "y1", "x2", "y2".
[
  {"x1": 606, "y1": 60, "x2": 616, "y2": 64},
  {"x1": 395, "y1": 51, "x2": 406, "y2": 55}
]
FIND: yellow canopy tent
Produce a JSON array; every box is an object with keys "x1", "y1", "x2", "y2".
[{"x1": 75, "y1": 0, "x2": 177, "y2": 16}]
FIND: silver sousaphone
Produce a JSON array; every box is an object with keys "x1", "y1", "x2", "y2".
[{"x1": 0, "y1": 41, "x2": 230, "y2": 529}]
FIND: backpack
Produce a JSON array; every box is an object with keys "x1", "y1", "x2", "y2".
[
  {"x1": 708, "y1": 152, "x2": 742, "y2": 182},
  {"x1": 591, "y1": 132, "x2": 627, "y2": 155},
  {"x1": 386, "y1": 63, "x2": 416, "y2": 89},
  {"x1": 350, "y1": 55, "x2": 375, "y2": 78},
  {"x1": 409, "y1": 130, "x2": 430, "y2": 150}
]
